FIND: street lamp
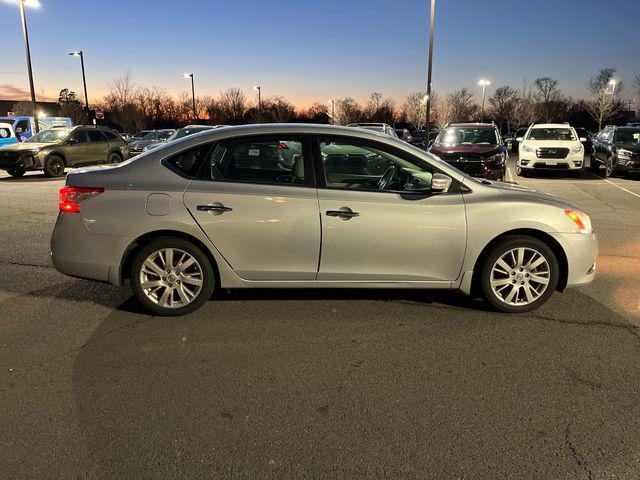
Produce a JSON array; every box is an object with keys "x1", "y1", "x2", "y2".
[
  {"x1": 182, "y1": 73, "x2": 197, "y2": 121},
  {"x1": 423, "y1": 0, "x2": 436, "y2": 148},
  {"x1": 68, "y1": 51, "x2": 90, "y2": 118},
  {"x1": 253, "y1": 85, "x2": 262, "y2": 110},
  {"x1": 478, "y1": 78, "x2": 491, "y2": 122},
  {"x1": 2, "y1": 0, "x2": 42, "y2": 133}
]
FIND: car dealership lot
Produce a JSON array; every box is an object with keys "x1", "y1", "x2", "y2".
[{"x1": 1, "y1": 156, "x2": 640, "y2": 478}]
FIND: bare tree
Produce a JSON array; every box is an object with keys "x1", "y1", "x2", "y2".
[
  {"x1": 585, "y1": 68, "x2": 624, "y2": 131},
  {"x1": 58, "y1": 88, "x2": 87, "y2": 125},
  {"x1": 489, "y1": 86, "x2": 519, "y2": 131},
  {"x1": 103, "y1": 73, "x2": 145, "y2": 132},
  {"x1": 533, "y1": 77, "x2": 562, "y2": 123},
  {"x1": 257, "y1": 96, "x2": 296, "y2": 123},
  {"x1": 634, "y1": 74, "x2": 640, "y2": 118},
  {"x1": 364, "y1": 92, "x2": 395, "y2": 123},
  {"x1": 10, "y1": 101, "x2": 36, "y2": 116},
  {"x1": 444, "y1": 88, "x2": 478, "y2": 123},
  {"x1": 217, "y1": 88, "x2": 247, "y2": 124},
  {"x1": 334, "y1": 97, "x2": 362, "y2": 125},
  {"x1": 514, "y1": 80, "x2": 537, "y2": 126},
  {"x1": 402, "y1": 92, "x2": 427, "y2": 130},
  {"x1": 306, "y1": 102, "x2": 330, "y2": 123}
]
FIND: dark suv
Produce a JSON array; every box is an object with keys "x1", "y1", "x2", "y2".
[
  {"x1": 591, "y1": 126, "x2": 640, "y2": 177},
  {"x1": 429, "y1": 123, "x2": 507, "y2": 181}
]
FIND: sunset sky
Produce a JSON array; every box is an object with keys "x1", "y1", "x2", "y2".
[{"x1": 1, "y1": 0, "x2": 639, "y2": 108}]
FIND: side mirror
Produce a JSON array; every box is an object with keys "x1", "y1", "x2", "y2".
[
  {"x1": 431, "y1": 173, "x2": 452, "y2": 193},
  {"x1": 67, "y1": 138, "x2": 79, "y2": 145},
  {"x1": 516, "y1": 137, "x2": 524, "y2": 142},
  {"x1": 579, "y1": 137, "x2": 587, "y2": 142}
]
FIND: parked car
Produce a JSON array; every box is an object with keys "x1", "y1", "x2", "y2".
[
  {"x1": 429, "y1": 123, "x2": 507, "y2": 181},
  {"x1": 591, "y1": 126, "x2": 640, "y2": 177},
  {"x1": 0, "y1": 122, "x2": 20, "y2": 148},
  {"x1": 516, "y1": 124, "x2": 585, "y2": 177},
  {"x1": 410, "y1": 128, "x2": 440, "y2": 148},
  {"x1": 574, "y1": 128, "x2": 593, "y2": 157},
  {"x1": 128, "y1": 129, "x2": 176, "y2": 156},
  {"x1": 348, "y1": 123, "x2": 399, "y2": 138},
  {"x1": 509, "y1": 127, "x2": 529, "y2": 153},
  {"x1": 0, "y1": 125, "x2": 128, "y2": 178},
  {"x1": 141, "y1": 125, "x2": 219, "y2": 153},
  {"x1": 128, "y1": 130, "x2": 154, "y2": 142},
  {"x1": 627, "y1": 122, "x2": 640, "y2": 127},
  {"x1": 394, "y1": 128, "x2": 413, "y2": 142},
  {"x1": 51, "y1": 124, "x2": 596, "y2": 316},
  {"x1": 0, "y1": 115, "x2": 73, "y2": 141}
]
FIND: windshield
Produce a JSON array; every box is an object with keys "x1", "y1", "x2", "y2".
[
  {"x1": 436, "y1": 127, "x2": 498, "y2": 146},
  {"x1": 158, "y1": 131, "x2": 173, "y2": 140},
  {"x1": 133, "y1": 131, "x2": 152, "y2": 139},
  {"x1": 614, "y1": 128, "x2": 640, "y2": 143},
  {"x1": 526, "y1": 128, "x2": 576, "y2": 141},
  {"x1": 26, "y1": 128, "x2": 71, "y2": 143}
]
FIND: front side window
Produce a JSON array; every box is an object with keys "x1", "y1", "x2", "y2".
[
  {"x1": 526, "y1": 128, "x2": 576, "y2": 141},
  {"x1": 436, "y1": 127, "x2": 498, "y2": 146},
  {"x1": 204, "y1": 137, "x2": 306, "y2": 186},
  {"x1": 320, "y1": 138, "x2": 432, "y2": 193}
]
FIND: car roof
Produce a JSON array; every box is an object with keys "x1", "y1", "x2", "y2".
[
  {"x1": 530, "y1": 123, "x2": 575, "y2": 129},
  {"x1": 447, "y1": 122, "x2": 495, "y2": 128}
]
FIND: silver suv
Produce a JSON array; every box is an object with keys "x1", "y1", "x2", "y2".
[{"x1": 51, "y1": 124, "x2": 597, "y2": 316}]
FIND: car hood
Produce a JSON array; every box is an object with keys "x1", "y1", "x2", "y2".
[
  {"x1": 616, "y1": 142, "x2": 640, "y2": 152},
  {"x1": 469, "y1": 178, "x2": 580, "y2": 210},
  {"x1": 520, "y1": 140, "x2": 578, "y2": 148},
  {"x1": 129, "y1": 139, "x2": 160, "y2": 148},
  {"x1": 432, "y1": 144, "x2": 501, "y2": 156},
  {"x1": 0, "y1": 141, "x2": 54, "y2": 151}
]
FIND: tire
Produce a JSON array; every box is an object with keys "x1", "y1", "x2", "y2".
[
  {"x1": 569, "y1": 165, "x2": 584, "y2": 178},
  {"x1": 589, "y1": 153, "x2": 600, "y2": 173},
  {"x1": 516, "y1": 166, "x2": 529, "y2": 177},
  {"x1": 108, "y1": 151, "x2": 123, "y2": 164},
  {"x1": 130, "y1": 236, "x2": 215, "y2": 316},
  {"x1": 7, "y1": 168, "x2": 26, "y2": 178},
  {"x1": 43, "y1": 155, "x2": 66, "y2": 177},
  {"x1": 480, "y1": 235, "x2": 559, "y2": 313},
  {"x1": 602, "y1": 156, "x2": 615, "y2": 178}
]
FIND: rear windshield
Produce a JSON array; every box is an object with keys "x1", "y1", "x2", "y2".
[{"x1": 526, "y1": 128, "x2": 576, "y2": 141}]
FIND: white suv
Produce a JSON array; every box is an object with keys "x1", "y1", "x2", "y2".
[{"x1": 516, "y1": 123, "x2": 586, "y2": 177}]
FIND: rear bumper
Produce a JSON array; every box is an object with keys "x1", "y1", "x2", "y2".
[
  {"x1": 51, "y1": 212, "x2": 129, "y2": 285},
  {"x1": 549, "y1": 232, "x2": 598, "y2": 287}
]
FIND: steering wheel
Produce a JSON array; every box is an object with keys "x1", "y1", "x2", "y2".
[{"x1": 378, "y1": 165, "x2": 398, "y2": 191}]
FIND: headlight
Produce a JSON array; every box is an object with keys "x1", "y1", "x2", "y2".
[
  {"x1": 487, "y1": 153, "x2": 505, "y2": 164},
  {"x1": 29, "y1": 148, "x2": 41, "y2": 155},
  {"x1": 570, "y1": 145, "x2": 584, "y2": 154},
  {"x1": 618, "y1": 148, "x2": 633, "y2": 159},
  {"x1": 142, "y1": 146, "x2": 149, "y2": 152},
  {"x1": 521, "y1": 144, "x2": 534, "y2": 153},
  {"x1": 565, "y1": 209, "x2": 592, "y2": 234}
]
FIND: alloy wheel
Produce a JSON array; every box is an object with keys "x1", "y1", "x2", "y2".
[
  {"x1": 490, "y1": 247, "x2": 551, "y2": 306},
  {"x1": 139, "y1": 248, "x2": 203, "y2": 308}
]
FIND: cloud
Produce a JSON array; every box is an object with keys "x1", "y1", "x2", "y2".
[{"x1": 0, "y1": 84, "x2": 31, "y2": 100}]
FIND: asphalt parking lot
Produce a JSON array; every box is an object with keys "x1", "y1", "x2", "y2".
[{"x1": 1, "y1": 154, "x2": 640, "y2": 479}]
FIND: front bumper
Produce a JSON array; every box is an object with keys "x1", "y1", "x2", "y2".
[
  {"x1": 445, "y1": 160, "x2": 505, "y2": 180},
  {"x1": 549, "y1": 231, "x2": 598, "y2": 288},
  {"x1": 518, "y1": 153, "x2": 584, "y2": 171},
  {"x1": 0, "y1": 151, "x2": 41, "y2": 171}
]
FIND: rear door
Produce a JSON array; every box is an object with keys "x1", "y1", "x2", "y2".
[
  {"x1": 315, "y1": 136, "x2": 467, "y2": 282},
  {"x1": 183, "y1": 135, "x2": 321, "y2": 281},
  {"x1": 86, "y1": 129, "x2": 110, "y2": 163}
]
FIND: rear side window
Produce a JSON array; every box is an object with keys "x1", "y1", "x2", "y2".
[
  {"x1": 203, "y1": 137, "x2": 307, "y2": 186},
  {"x1": 165, "y1": 144, "x2": 211, "y2": 177},
  {"x1": 0, "y1": 127, "x2": 12, "y2": 138},
  {"x1": 87, "y1": 130, "x2": 107, "y2": 142}
]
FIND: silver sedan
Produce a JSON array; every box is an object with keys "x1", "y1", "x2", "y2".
[{"x1": 51, "y1": 124, "x2": 597, "y2": 316}]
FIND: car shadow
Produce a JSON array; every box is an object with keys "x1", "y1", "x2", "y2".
[{"x1": 0, "y1": 173, "x2": 63, "y2": 183}]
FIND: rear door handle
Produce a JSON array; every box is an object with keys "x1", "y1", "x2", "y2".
[
  {"x1": 197, "y1": 204, "x2": 232, "y2": 213},
  {"x1": 326, "y1": 209, "x2": 360, "y2": 219}
]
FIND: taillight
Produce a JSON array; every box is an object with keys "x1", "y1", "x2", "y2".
[
  {"x1": 278, "y1": 142, "x2": 289, "y2": 149},
  {"x1": 58, "y1": 186, "x2": 104, "y2": 213}
]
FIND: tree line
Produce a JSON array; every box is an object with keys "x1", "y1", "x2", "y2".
[{"x1": 11, "y1": 68, "x2": 640, "y2": 134}]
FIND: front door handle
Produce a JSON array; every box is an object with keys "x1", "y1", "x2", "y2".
[
  {"x1": 326, "y1": 208, "x2": 360, "y2": 219},
  {"x1": 197, "y1": 204, "x2": 232, "y2": 214}
]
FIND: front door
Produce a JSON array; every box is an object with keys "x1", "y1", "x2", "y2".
[
  {"x1": 183, "y1": 136, "x2": 321, "y2": 281},
  {"x1": 315, "y1": 137, "x2": 467, "y2": 282},
  {"x1": 61, "y1": 129, "x2": 91, "y2": 166}
]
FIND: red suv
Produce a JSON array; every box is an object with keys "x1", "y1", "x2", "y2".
[{"x1": 429, "y1": 123, "x2": 507, "y2": 181}]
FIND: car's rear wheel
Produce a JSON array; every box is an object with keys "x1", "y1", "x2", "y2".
[
  {"x1": 7, "y1": 167, "x2": 26, "y2": 178},
  {"x1": 480, "y1": 235, "x2": 559, "y2": 313},
  {"x1": 43, "y1": 155, "x2": 65, "y2": 177},
  {"x1": 130, "y1": 237, "x2": 215, "y2": 316},
  {"x1": 108, "y1": 152, "x2": 122, "y2": 164}
]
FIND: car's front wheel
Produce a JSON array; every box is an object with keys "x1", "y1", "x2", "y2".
[
  {"x1": 7, "y1": 167, "x2": 26, "y2": 178},
  {"x1": 480, "y1": 235, "x2": 559, "y2": 313},
  {"x1": 43, "y1": 155, "x2": 66, "y2": 177},
  {"x1": 130, "y1": 237, "x2": 215, "y2": 316},
  {"x1": 108, "y1": 151, "x2": 122, "y2": 164}
]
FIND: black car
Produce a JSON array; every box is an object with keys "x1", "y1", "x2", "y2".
[
  {"x1": 428, "y1": 123, "x2": 507, "y2": 181},
  {"x1": 510, "y1": 127, "x2": 529, "y2": 153},
  {"x1": 574, "y1": 128, "x2": 593, "y2": 157},
  {"x1": 591, "y1": 126, "x2": 640, "y2": 177}
]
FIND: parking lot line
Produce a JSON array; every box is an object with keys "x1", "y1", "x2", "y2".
[{"x1": 603, "y1": 179, "x2": 640, "y2": 199}]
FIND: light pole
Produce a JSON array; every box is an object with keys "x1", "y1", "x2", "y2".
[
  {"x1": 608, "y1": 78, "x2": 618, "y2": 125},
  {"x1": 69, "y1": 51, "x2": 90, "y2": 118},
  {"x1": 253, "y1": 85, "x2": 262, "y2": 111},
  {"x1": 423, "y1": 0, "x2": 436, "y2": 148},
  {"x1": 478, "y1": 78, "x2": 490, "y2": 122},
  {"x1": 183, "y1": 73, "x2": 197, "y2": 121},
  {"x1": 4, "y1": 0, "x2": 42, "y2": 133},
  {"x1": 328, "y1": 99, "x2": 335, "y2": 123}
]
